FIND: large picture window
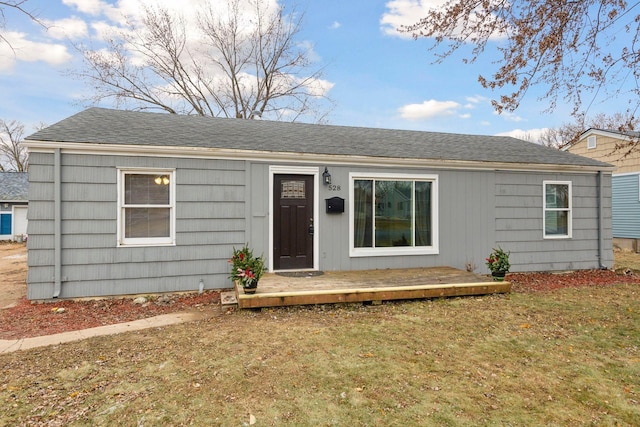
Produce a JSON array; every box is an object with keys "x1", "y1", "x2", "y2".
[
  {"x1": 350, "y1": 173, "x2": 438, "y2": 256},
  {"x1": 118, "y1": 169, "x2": 175, "y2": 246},
  {"x1": 543, "y1": 181, "x2": 572, "y2": 238}
]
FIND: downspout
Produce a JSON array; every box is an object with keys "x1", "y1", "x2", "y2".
[
  {"x1": 53, "y1": 148, "x2": 62, "y2": 298},
  {"x1": 597, "y1": 171, "x2": 606, "y2": 269}
]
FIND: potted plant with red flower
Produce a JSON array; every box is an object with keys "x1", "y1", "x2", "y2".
[
  {"x1": 486, "y1": 247, "x2": 510, "y2": 281},
  {"x1": 229, "y1": 245, "x2": 266, "y2": 294}
]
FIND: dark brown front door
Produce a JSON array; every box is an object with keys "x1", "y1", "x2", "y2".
[{"x1": 274, "y1": 174, "x2": 314, "y2": 270}]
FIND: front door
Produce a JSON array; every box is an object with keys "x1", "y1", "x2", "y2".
[{"x1": 273, "y1": 174, "x2": 314, "y2": 270}]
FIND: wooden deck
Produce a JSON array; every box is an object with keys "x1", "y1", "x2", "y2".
[{"x1": 235, "y1": 267, "x2": 511, "y2": 309}]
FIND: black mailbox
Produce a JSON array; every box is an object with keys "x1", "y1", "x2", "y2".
[{"x1": 326, "y1": 196, "x2": 345, "y2": 214}]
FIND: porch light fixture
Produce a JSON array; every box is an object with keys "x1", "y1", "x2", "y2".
[
  {"x1": 322, "y1": 167, "x2": 331, "y2": 185},
  {"x1": 154, "y1": 175, "x2": 170, "y2": 185}
]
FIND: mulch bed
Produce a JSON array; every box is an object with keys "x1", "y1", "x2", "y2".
[
  {"x1": 508, "y1": 268, "x2": 640, "y2": 292},
  {"x1": 0, "y1": 291, "x2": 221, "y2": 340},
  {"x1": 1, "y1": 270, "x2": 640, "y2": 340}
]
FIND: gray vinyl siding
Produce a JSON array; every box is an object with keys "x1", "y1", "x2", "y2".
[
  {"x1": 611, "y1": 174, "x2": 640, "y2": 238},
  {"x1": 247, "y1": 165, "x2": 497, "y2": 274},
  {"x1": 244, "y1": 163, "x2": 611, "y2": 275},
  {"x1": 27, "y1": 152, "x2": 612, "y2": 299},
  {"x1": 27, "y1": 152, "x2": 55, "y2": 298},
  {"x1": 27, "y1": 152, "x2": 246, "y2": 299},
  {"x1": 495, "y1": 172, "x2": 612, "y2": 271}
]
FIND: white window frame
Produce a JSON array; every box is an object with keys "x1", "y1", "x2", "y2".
[
  {"x1": 117, "y1": 168, "x2": 176, "y2": 247},
  {"x1": 587, "y1": 135, "x2": 596, "y2": 149},
  {"x1": 543, "y1": 180, "x2": 572, "y2": 239},
  {"x1": 349, "y1": 172, "x2": 439, "y2": 257}
]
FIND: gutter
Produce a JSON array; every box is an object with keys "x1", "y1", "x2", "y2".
[
  {"x1": 597, "y1": 171, "x2": 606, "y2": 269},
  {"x1": 53, "y1": 148, "x2": 61, "y2": 298}
]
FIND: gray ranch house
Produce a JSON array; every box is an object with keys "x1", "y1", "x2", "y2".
[
  {"x1": 24, "y1": 108, "x2": 614, "y2": 299},
  {"x1": 0, "y1": 172, "x2": 28, "y2": 242}
]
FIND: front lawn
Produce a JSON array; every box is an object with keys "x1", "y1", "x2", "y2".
[{"x1": 1, "y1": 284, "x2": 639, "y2": 426}]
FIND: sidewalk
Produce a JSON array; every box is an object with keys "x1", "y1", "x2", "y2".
[{"x1": 0, "y1": 309, "x2": 215, "y2": 354}]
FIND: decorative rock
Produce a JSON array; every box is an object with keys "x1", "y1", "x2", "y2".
[
  {"x1": 157, "y1": 295, "x2": 171, "y2": 303},
  {"x1": 133, "y1": 297, "x2": 147, "y2": 305},
  {"x1": 54, "y1": 307, "x2": 66, "y2": 314},
  {"x1": 155, "y1": 295, "x2": 173, "y2": 306}
]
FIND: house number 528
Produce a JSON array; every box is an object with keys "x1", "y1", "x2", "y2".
[{"x1": 328, "y1": 184, "x2": 341, "y2": 191}]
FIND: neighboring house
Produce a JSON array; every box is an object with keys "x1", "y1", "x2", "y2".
[
  {"x1": 0, "y1": 172, "x2": 28, "y2": 241},
  {"x1": 24, "y1": 108, "x2": 614, "y2": 299},
  {"x1": 568, "y1": 129, "x2": 640, "y2": 251}
]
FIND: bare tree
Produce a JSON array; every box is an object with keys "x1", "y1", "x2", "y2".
[
  {"x1": 73, "y1": 0, "x2": 332, "y2": 122},
  {"x1": 0, "y1": 0, "x2": 45, "y2": 49},
  {"x1": 403, "y1": 1, "x2": 640, "y2": 133},
  {"x1": 0, "y1": 118, "x2": 28, "y2": 172},
  {"x1": 541, "y1": 112, "x2": 640, "y2": 149}
]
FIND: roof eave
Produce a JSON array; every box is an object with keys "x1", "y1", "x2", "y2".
[
  {"x1": 24, "y1": 140, "x2": 615, "y2": 174},
  {"x1": 580, "y1": 128, "x2": 637, "y2": 142}
]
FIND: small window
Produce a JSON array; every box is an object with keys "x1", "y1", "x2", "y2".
[
  {"x1": 118, "y1": 169, "x2": 175, "y2": 246},
  {"x1": 543, "y1": 181, "x2": 572, "y2": 238},
  {"x1": 587, "y1": 135, "x2": 596, "y2": 149}
]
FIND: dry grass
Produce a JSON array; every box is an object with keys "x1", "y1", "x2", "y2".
[
  {"x1": 615, "y1": 249, "x2": 640, "y2": 271},
  {"x1": 1, "y1": 284, "x2": 639, "y2": 426}
]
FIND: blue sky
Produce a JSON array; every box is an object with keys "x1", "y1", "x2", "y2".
[{"x1": 0, "y1": 0, "x2": 606, "y2": 141}]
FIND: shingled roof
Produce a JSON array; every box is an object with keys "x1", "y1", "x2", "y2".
[
  {"x1": 0, "y1": 172, "x2": 28, "y2": 201},
  {"x1": 26, "y1": 107, "x2": 613, "y2": 169}
]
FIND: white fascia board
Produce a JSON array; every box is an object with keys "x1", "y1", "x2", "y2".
[{"x1": 580, "y1": 129, "x2": 634, "y2": 142}]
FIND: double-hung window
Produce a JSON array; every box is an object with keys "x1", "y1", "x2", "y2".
[
  {"x1": 118, "y1": 169, "x2": 175, "y2": 246},
  {"x1": 350, "y1": 173, "x2": 438, "y2": 256},
  {"x1": 543, "y1": 181, "x2": 572, "y2": 238}
]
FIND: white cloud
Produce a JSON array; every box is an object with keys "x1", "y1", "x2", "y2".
[
  {"x1": 90, "y1": 21, "x2": 119, "y2": 41},
  {"x1": 329, "y1": 21, "x2": 341, "y2": 30},
  {"x1": 497, "y1": 128, "x2": 549, "y2": 144},
  {"x1": 381, "y1": 0, "x2": 436, "y2": 38},
  {"x1": 495, "y1": 110, "x2": 524, "y2": 122},
  {"x1": 0, "y1": 31, "x2": 72, "y2": 71},
  {"x1": 465, "y1": 95, "x2": 488, "y2": 106},
  {"x1": 459, "y1": 113, "x2": 471, "y2": 119},
  {"x1": 46, "y1": 17, "x2": 89, "y2": 40},
  {"x1": 381, "y1": 0, "x2": 505, "y2": 40},
  {"x1": 399, "y1": 99, "x2": 460, "y2": 120},
  {"x1": 62, "y1": 0, "x2": 111, "y2": 16},
  {"x1": 297, "y1": 40, "x2": 321, "y2": 63},
  {"x1": 304, "y1": 77, "x2": 335, "y2": 97}
]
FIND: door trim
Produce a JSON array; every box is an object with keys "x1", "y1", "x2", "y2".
[{"x1": 269, "y1": 165, "x2": 319, "y2": 272}]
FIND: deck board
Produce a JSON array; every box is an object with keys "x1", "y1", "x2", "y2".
[{"x1": 235, "y1": 267, "x2": 511, "y2": 309}]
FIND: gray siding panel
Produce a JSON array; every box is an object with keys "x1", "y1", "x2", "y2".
[
  {"x1": 612, "y1": 174, "x2": 640, "y2": 238},
  {"x1": 26, "y1": 148, "x2": 613, "y2": 299},
  {"x1": 27, "y1": 152, "x2": 246, "y2": 299},
  {"x1": 495, "y1": 172, "x2": 612, "y2": 272},
  {"x1": 305, "y1": 166, "x2": 497, "y2": 273}
]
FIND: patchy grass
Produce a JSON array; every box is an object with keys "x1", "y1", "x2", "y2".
[
  {"x1": 615, "y1": 250, "x2": 640, "y2": 271},
  {"x1": 1, "y1": 284, "x2": 639, "y2": 426}
]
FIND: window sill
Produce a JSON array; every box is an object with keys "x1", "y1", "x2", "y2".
[
  {"x1": 118, "y1": 240, "x2": 176, "y2": 248},
  {"x1": 543, "y1": 235, "x2": 572, "y2": 240},
  {"x1": 350, "y1": 247, "x2": 439, "y2": 257}
]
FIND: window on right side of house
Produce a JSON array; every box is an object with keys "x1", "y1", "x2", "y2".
[
  {"x1": 587, "y1": 135, "x2": 596, "y2": 149},
  {"x1": 543, "y1": 181, "x2": 572, "y2": 238}
]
